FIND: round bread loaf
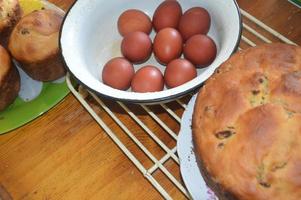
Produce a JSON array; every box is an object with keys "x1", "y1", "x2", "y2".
[
  {"x1": 192, "y1": 43, "x2": 301, "y2": 200},
  {"x1": 0, "y1": 0, "x2": 21, "y2": 47},
  {"x1": 8, "y1": 9, "x2": 65, "y2": 81},
  {"x1": 0, "y1": 45, "x2": 20, "y2": 111}
]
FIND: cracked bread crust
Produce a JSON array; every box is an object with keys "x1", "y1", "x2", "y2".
[{"x1": 192, "y1": 43, "x2": 301, "y2": 200}]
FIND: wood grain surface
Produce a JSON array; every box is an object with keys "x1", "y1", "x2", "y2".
[{"x1": 0, "y1": 0, "x2": 300, "y2": 199}]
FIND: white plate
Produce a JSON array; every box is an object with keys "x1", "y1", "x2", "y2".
[
  {"x1": 60, "y1": 0, "x2": 241, "y2": 104},
  {"x1": 177, "y1": 95, "x2": 218, "y2": 200}
]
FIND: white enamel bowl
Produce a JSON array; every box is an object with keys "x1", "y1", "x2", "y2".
[{"x1": 60, "y1": 0, "x2": 242, "y2": 104}]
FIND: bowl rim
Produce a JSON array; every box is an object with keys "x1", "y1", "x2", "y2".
[{"x1": 59, "y1": 0, "x2": 242, "y2": 104}]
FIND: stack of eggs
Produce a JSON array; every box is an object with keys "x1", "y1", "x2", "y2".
[{"x1": 102, "y1": 0, "x2": 217, "y2": 93}]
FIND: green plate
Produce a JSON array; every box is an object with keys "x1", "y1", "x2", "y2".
[
  {"x1": 0, "y1": 1, "x2": 69, "y2": 134},
  {"x1": 0, "y1": 81, "x2": 69, "y2": 134},
  {"x1": 289, "y1": 0, "x2": 301, "y2": 7}
]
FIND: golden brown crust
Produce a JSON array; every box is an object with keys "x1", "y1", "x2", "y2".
[
  {"x1": 192, "y1": 43, "x2": 301, "y2": 200},
  {"x1": 0, "y1": 0, "x2": 21, "y2": 48},
  {"x1": 0, "y1": 44, "x2": 11, "y2": 81},
  {"x1": 8, "y1": 9, "x2": 65, "y2": 81},
  {"x1": 0, "y1": 45, "x2": 20, "y2": 111}
]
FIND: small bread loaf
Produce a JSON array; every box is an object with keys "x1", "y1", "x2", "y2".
[
  {"x1": 0, "y1": 0, "x2": 21, "y2": 47},
  {"x1": 8, "y1": 9, "x2": 66, "y2": 81},
  {"x1": 0, "y1": 45, "x2": 20, "y2": 111}
]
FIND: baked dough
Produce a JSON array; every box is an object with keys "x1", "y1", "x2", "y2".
[
  {"x1": 8, "y1": 9, "x2": 65, "y2": 81},
  {"x1": 0, "y1": 45, "x2": 20, "y2": 111},
  {"x1": 0, "y1": 0, "x2": 21, "y2": 47},
  {"x1": 192, "y1": 43, "x2": 301, "y2": 200}
]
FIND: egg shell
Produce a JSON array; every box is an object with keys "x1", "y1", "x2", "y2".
[
  {"x1": 117, "y1": 9, "x2": 152, "y2": 36},
  {"x1": 153, "y1": 27, "x2": 183, "y2": 65},
  {"x1": 178, "y1": 7, "x2": 211, "y2": 41},
  {"x1": 152, "y1": 0, "x2": 182, "y2": 32},
  {"x1": 102, "y1": 57, "x2": 134, "y2": 90},
  {"x1": 131, "y1": 65, "x2": 164, "y2": 93},
  {"x1": 164, "y1": 58, "x2": 197, "y2": 88},
  {"x1": 183, "y1": 34, "x2": 217, "y2": 67},
  {"x1": 121, "y1": 31, "x2": 152, "y2": 63}
]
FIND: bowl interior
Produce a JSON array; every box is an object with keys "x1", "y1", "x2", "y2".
[{"x1": 60, "y1": 0, "x2": 241, "y2": 103}]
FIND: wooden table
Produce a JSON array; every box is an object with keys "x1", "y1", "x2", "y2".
[{"x1": 0, "y1": 0, "x2": 300, "y2": 199}]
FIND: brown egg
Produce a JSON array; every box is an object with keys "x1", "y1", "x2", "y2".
[
  {"x1": 118, "y1": 9, "x2": 152, "y2": 36},
  {"x1": 164, "y1": 58, "x2": 197, "y2": 88},
  {"x1": 184, "y1": 34, "x2": 217, "y2": 67},
  {"x1": 153, "y1": 27, "x2": 183, "y2": 65},
  {"x1": 121, "y1": 31, "x2": 152, "y2": 63},
  {"x1": 178, "y1": 7, "x2": 211, "y2": 41},
  {"x1": 131, "y1": 65, "x2": 164, "y2": 93},
  {"x1": 102, "y1": 57, "x2": 134, "y2": 90},
  {"x1": 152, "y1": 0, "x2": 182, "y2": 32}
]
